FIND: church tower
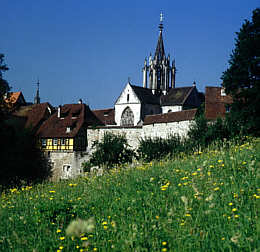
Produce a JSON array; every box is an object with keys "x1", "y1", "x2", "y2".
[
  {"x1": 34, "y1": 79, "x2": 40, "y2": 104},
  {"x1": 142, "y1": 13, "x2": 176, "y2": 95}
]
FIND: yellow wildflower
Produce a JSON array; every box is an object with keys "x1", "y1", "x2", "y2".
[
  {"x1": 57, "y1": 229, "x2": 62, "y2": 233},
  {"x1": 59, "y1": 237, "x2": 65, "y2": 240},
  {"x1": 162, "y1": 241, "x2": 167, "y2": 246},
  {"x1": 81, "y1": 237, "x2": 88, "y2": 241},
  {"x1": 228, "y1": 202, "x2": 233, "y2": 206},
  {"x1": 156, "y1": 215, "x2": 159, "y2": 219},
  {"x1": 232, "y1": 208, "x2": 237, "y2": 212}
]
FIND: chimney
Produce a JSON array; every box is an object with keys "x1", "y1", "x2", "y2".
[{"x1": 58, "y1": 105, "x2": 61, "y2": 118}]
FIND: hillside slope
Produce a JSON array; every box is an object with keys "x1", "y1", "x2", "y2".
[{"x1": 0, "y1": 138, "x2": 259, "y2": 251}]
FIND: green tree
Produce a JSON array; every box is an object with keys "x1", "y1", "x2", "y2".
[
  {"x1": 83, "y1": 132, "x2": 135, "y2": 171},
  {"x1": 0, "y1": 54, "x2": 51, "y2": 190},
  {"x1": 221, "y1": 8, "x2": 260, "y2": 135},
  {"x1": 0, "y1": 53, "x2": 10, "y2": 120}
]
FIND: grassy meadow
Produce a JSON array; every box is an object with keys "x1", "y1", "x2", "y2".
[{"x1": 0, "y1": 137, "x2": 259, "y2": 251}]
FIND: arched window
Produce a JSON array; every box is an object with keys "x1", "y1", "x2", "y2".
[
  {"x1": 168, "y1": 109, "x2": 172, "y2": 113},
  {"x1": 120, "y1": 107, "x2": 134, "y2": 126}
]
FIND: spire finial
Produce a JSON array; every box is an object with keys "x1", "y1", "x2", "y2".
[
  {"x1": 34, "y1": 78, "x2": 40, "y2": 104},
  {"x1": 159, "y1": 12, "x2": 163, "y2": 31}
]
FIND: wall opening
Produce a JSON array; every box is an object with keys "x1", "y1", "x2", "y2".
[{"x1": 120, "y1": 107, "x2": 134, "y2": 126}]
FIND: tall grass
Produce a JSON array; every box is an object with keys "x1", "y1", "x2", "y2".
[{"x1": 0, "y1": 137, "x2": 259, "y2": 251}]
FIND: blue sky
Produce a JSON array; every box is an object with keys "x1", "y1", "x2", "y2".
[{"x1": 1, "y1": 0, "x2": 259, "y2": 109}]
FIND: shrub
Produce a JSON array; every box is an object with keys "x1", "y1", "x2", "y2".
[
  {"x1": 137, "y1": 134, "x2": 184, "y2": 162},
  {"x1": 83, "y1": 132, "x2": 135, "y2": 170}
]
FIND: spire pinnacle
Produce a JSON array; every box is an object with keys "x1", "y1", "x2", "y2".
[
  {"x1": 159, "y1": 12, "x2": 163, "y2": 31},
  {"x1": 34, "y1": 78, "x2": 40, "y2": 104}
]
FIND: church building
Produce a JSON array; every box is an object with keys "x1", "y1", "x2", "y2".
[{"x1": 114, "y1": 14, "x2": 203, "y2": 127}]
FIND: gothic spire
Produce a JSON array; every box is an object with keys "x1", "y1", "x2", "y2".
[
  {"x1": 154, "y1": 12, "x2": 165, "y2": 62},
  {"x1": 34, "y1": 79, "x2": 40, "y2": 104}
]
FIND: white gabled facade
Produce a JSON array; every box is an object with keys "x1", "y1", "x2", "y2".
[{"x1": 115, "y1": 83, "x2": 142, "y2": 126}]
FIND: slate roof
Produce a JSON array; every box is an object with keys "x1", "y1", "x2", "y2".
[
  {"x1": 205, "y1": 87, "x2": 233, "y2": 120},
  {"x1": 160, "y1": 86, "x2": 195, "y2": 106},
  {"x1": 143, "y1": 109, "x2": 197, "y2": 125},
  {"x1": 93, "y1": 108, "x2": 116, "y2": 125},
  {"x1": 130, "y1": 84, "x2": 160, "y2": 105},
  {"x1": 13, "y1": 102, "x2": 54, "y2": 132},
  {"x1": 37, "y1": 104, "x2": 102, "y2": 138},
  {"x1": 154, "y1": 30, "x2": 165, "y2": 61}
]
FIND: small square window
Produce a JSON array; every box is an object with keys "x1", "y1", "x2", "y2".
[
  {"x1": 61, "y1": 138, "x2": 65, "y2": 145},
  {"x1": 41, "y1": 139, "x2": 46, "y2": 147},
  {"x1": 226, "y1": 105, "x2": 231, "y2": 113},
  {"x1": 53, "y1": 138, "x2": 58, "y2": 145}
]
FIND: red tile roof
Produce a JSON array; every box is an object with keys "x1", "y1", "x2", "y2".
[
  {"x1": 37, "y1": 104, "x2": 102, "y2": 138},
  {"x1": 93, "y1": 108, "x2": 116, "y2": 125},
  {"x1": 13, "y1": 102, "x2": 53, "y2": 132},
  {"x1": 205, "y1": 87, "x2": 233, "y2": 120},
  {"x1": 143, "y1": 109, "x2": 197, "y2": 125},
  {"x1": 4, "y1": 92, "x2": 26, "y2": 107}
]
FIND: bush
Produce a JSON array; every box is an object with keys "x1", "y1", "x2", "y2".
[
  {"x1": 83, "y1": 132, "x2": 135, "y2": 170},
  {"x1": 137, "y1": 134, "x2": 184, "y2": 162}
]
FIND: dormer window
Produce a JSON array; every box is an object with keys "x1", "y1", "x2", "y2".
[
  {"x1": 66, "y1": 127, "x2": 71, "y2": 133},
  {"x1": 104, "y1": 111, "x2": 109, "y2": 117},
  {"x1": 221, "y1": 88, "x2": 226, "y2": 96}
]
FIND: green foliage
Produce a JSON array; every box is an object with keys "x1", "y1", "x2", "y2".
[
  {"x1": 137, "y1": 135, "x2": 184, "y2": 162},
  {"x1": 0, "y1": 53, "x2": 10, "y2": 120},
  {"x1": 83, "y1": 132, "x2": 135, "y2": 170},
  {"x1": 0, "y1": 138, "x2": 259, "y2": 251},
  {"x1": 0, "y1": 121, "x2": 52, "y2": 190},
  {"x1": 221, "y1": 8, "x2": 260, "y2": 135}
]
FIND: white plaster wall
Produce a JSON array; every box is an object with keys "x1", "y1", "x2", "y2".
[
  {"x1": 115, "y1": 84, "x2": 142, "y2": 126},
  {"x1": 87, "y1": 120, "x2": 193, "y2": 151},
  {"x1": 142, "y1": 120, "x2": 192, "y2": 139},
  {"x1": 162, "y1": 105, "x2": 182, "y2": 113},
  {"x1": 115, "y1": 103, "x2": 141, "y2": 126},
  {"x1": 87, "y1": 127, "x2": 143, "y2": 150}
]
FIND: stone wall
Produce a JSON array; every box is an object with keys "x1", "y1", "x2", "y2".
[
  {"x1": 87, "y1": 126, "x2": 143, "y2": 150},
  {"x1": 49, "y1": 151, "x2": 88, "y2": 181},
  {"x1": 87, "y1": 119, "x2": 192, "y2": 150},
  {"x1": 49, "y1": 119, "x2": 193, "y2": 180}
]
